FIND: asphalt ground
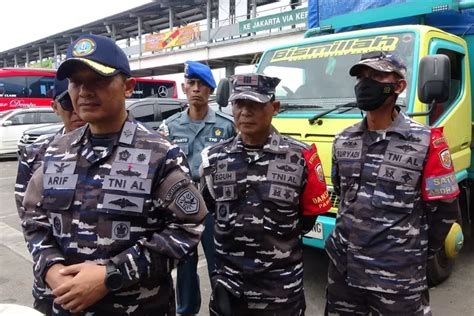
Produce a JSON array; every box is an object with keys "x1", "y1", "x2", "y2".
[{"x1": 0, "y1": 158, "x2": 473, "y2": 315}]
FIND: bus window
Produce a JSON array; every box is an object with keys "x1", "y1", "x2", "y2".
[
  {"x1": 0, "y1": 76, "x2": 27, "y2": 97},
  {"x1": 0, "y1": 68, "x2": 56, "y2": 111},
  {"x1": 28, "y1": 76, "x2": 55, "y2": 98}
]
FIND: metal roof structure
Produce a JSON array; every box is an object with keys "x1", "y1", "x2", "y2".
[{"x1": 0, "y1": 0, "x2": 277, "y2": 67}]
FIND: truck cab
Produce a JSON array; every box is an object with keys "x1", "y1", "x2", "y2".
[{"x1": 252, "y1": 4, "x2": 474, "y2": 284}]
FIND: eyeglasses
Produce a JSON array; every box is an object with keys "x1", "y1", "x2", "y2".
[{"x1": 55, "y1": 90, "x2": 73, "y2": 111}]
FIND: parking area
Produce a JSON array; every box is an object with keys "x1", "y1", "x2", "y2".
[{"x1": 0, "y1": 158, "x2": 473, "y2": 315}]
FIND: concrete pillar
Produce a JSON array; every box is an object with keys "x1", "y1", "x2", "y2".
[
  {"x1": 39, "y1": 47, "x2": 43, "y2": 62},
  {"x1": 169, "y1": 7, "x2": 174, "y2": 29},
  {"x1": 225, "y1": 62, "x2": 235, "y2": 77},
  {"x1": 25, "y1": 51, "x2": 29, "y2": 67},
  {"x1": 3, "y1": 58, "x2": 7, "y2": 67},
  {"x1": 251, "y1": 0, "x2": 257, "y2": 18},
  {"x1": 207, "y1": 0, "x2": 212, "y2": 43},
  {"x1": 14, "y1": 54, "x2": 18, "y2": 67},
  {"x1": 53, "y1": 42, "x2": 58, "y2": 68},
  {"x1": 111, "y1": 24, "x2": 116, "y2": 40},
  {"x1": 138, "y1": 16, "x2": 142, "y2": 57}
]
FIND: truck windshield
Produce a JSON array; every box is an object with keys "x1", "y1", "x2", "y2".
[{"x1": 258, "y1": 32, "x2": 415, "y2": 114}]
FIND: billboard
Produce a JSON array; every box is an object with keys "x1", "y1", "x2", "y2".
[{"x1": 145, "y1": 24, "x2": 200, "y2": 51}]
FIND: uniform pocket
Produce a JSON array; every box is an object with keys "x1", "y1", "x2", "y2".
[
  {"x1": 371, "y1": 164, "x2": 420, "y2": 212},
  {"x1": 43, "y1": 189, "x2": 75, "y2": 211}
]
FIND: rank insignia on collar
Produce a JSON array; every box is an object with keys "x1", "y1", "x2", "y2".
[
  {"x1": 54, "y1": 162, "x2": 71, "y2": 173},
  {"x1": 123, "y1": 129, "x2": 133, "y2": 138},
  {"x1": 110, "y1": 198, "x2": 138, "y2": 209},
  {"x1": 119, "y1": 122, "x2": 137, "y2": 144},
  {"x1": 118, "y1": 149, "x2": 131, "y2": 161},
  {"x1": 176, "y1": 189, "x2": 199, "y2": 214}
]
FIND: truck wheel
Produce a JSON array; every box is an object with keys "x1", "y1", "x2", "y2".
[{"x1": 427, "y1": 247, "x2": 454, "y2": 287}]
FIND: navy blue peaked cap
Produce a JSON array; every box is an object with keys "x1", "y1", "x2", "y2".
[
  {"x1": 229, "y1": 73, "x2": 281, "y2": 103},
  {"x1": 184, "y1": 61, "x2": 216, "y2": 89},
  {"x1": 57, "y1": 34, "x2": 131, "y2": 80},
  {"x1": 52, "y1": 77, "x2": 68, "y2": 99}
]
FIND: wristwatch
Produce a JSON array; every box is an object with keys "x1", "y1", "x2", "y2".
[{"x1": 105, "y1": 262, "x2": 123, "y2": 292}]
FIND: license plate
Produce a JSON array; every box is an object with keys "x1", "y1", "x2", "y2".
[{"x1": 305, "y1": 221, "x2": 323, "y2": 239}]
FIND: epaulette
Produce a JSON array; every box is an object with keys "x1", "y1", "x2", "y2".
[
  {"x1": 215, "y1": 110, "x2": 234, "y2": 123},
  {"x1": 282, "y1": 135, "x2": 310, "y2": 150},
  {"x1": 165, "y1": 111, "x2": 183, "y2": 124}
]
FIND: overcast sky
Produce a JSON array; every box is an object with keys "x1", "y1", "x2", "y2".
[
  {"x1": 0, "y1": 0, "x2": 259, "y2": 96},
  {"x1": 0, "y1": 0, "x2": 152, "y2": 52}
]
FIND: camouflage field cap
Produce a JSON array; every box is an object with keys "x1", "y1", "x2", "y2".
[
  {"x1": 349, "y1": 51, "x2": 407, "y2": 78},
  {"x1": 229, "y1": 73, "x2": 281, "y2": 103}
]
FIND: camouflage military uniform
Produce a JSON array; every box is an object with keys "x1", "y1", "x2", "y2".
[
  {"x1": 326, "y1": 112, "x2": 459, "y2": 315},
  {"x1": 15, "y1": 130, "x2": 63, "y2": 312},
  {"x1": 202, "y1": 127, "x2": 315, "y2": 315},
  {"x1": 22, "y1": 116, "x2": 207, "y2": 316},
  {"x1": 16, "y1": 131, "x2": 63, "y2": 219}
]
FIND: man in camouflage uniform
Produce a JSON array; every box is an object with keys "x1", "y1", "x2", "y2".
[
  {"x1": 201, "y1": 73, "x2": 331, "y2": 315},
  {"x1": 325, "y1": 51, "x2": 460, "y2": 315},
  {"x1": 159, "y1": 60, "x2": 236, "y2": 316},
  {"x1": 15, "y1": 77, "x2": 86, "y2": 313},
  {"x1": 22, "y1": 34, "x2": 207, "y2": 316}
]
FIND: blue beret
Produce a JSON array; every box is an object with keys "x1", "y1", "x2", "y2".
[{"x1": 184, "y1": 61, "x2": 216, "y2": 89}]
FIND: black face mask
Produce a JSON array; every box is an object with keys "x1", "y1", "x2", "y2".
[{"x1": 354, "y1": 77, "x2": 396, "y2": 111}]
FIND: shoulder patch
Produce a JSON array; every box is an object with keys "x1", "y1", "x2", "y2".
[{"x1": 176, "y1": 188, "x2": 200, "y2": 215}]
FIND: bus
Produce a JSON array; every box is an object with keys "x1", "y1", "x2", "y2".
[
  {"x1": 0, "y1": 68, "x2": 178, "y2": 112},
  {"x1": 0, "y1": 68, "x2": 56, "y2": 111}
]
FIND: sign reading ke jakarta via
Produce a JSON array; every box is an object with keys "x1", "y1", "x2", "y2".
[{"x1": 239, "y1": 8, "x2": 307, "y2": 34}]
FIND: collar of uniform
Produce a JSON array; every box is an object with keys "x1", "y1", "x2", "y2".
[
  {"x1": 385, "y1": 111, "x2": 411, "y2": 139},
  {"x1": 225, "y1": 126, "x2": 286, "y2": 154},
  {"x1": 346, "y1": 111, "x2": 410, "y2": 139},
  {"x1": 179, "y1": 107, "x2": 216, "y2": 124},
  {"x1": 70, "y1": 115, "x2": 137, "y2": 147},
  {"x1": 71, "y1": 124, "x2": 89, "y2": 146}
]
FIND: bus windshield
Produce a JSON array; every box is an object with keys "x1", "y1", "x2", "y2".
[
  {"x1": 257, "y1": 32, "x2": 415, "y2": 114},
  {"x1": 131, "y1": 79, "x2": 177, "y2": 99}
]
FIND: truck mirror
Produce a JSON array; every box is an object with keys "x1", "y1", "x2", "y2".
[
  {"x1": 418, "y1": 54, "x2": 450, "y2": 104},
  {"x1": 216, "y1": 78, "x2": 231, "y2": 108}
]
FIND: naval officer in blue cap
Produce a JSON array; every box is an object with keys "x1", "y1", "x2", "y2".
[{"x1": 159, "y1": 60, "x2": 235, "y2": 315}]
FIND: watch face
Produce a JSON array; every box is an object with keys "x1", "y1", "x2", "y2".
[{"x1": 106, "y1": 271, "x2": 123, "y2": 291}]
